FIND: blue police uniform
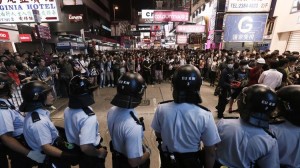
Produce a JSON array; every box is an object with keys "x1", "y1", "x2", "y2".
[
  {"x1": 23, "y1": 108, "x2": 59, "y2": 152},
  {"x1": 270, "y1": 121, "x2": 300, "y2": 167},
  {"x1": 0, "y1": 99, "x2": 37, "y2": 168},
  {"x1": 216, "y1": 118, "x2": 280, "y2": 168},
  {"x1": 0, "y1": 99, "x2": 24, "y2": 138},
  {"x1": 151, "y1": 102, "x2": 221, "y2": 153},
  {"x1": 107, "y1": 106, "x2": 144, "y2": 159},
  {"x1": 64, "y1": 107, "x2": 101, "y2": 147}
]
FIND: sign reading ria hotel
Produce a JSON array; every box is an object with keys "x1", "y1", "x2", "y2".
[{"x1": 0, "y1": 0, "x2": 59, "y2": 23}]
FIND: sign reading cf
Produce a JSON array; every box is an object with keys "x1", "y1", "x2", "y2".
[{"x1": 238, "y1": 16, "x2": 253, "y2": 33}]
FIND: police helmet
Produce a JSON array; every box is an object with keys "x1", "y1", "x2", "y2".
[
  {"x1": 68, "y1": 75, "x2": 97, "y2": 108},
  {"x1": 0, "y1": 72, "x2": 14, "y2": 97},
  {"x1": 19, "y1": 81, "x2": 52, "y2": 112},
  {"x1": 277, "y1": 85, "x2": 300, "y2": 126},
  {"x1": 172, "y1": 65, "x2": 202, "y2": 104},
  {"x1": 237, "y1": 84, "x2": 277, "y2": 128},
  {"x1": 111, "y1": 72, "x2": 146, "y2": 109}
]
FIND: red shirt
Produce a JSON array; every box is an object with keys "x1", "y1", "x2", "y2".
[
  {"x1": 248, "y1": 67, "x2": 262, "y2": 86},
  {"x1": 8, "y1": 71, "x2": 20, "y2": 86}
]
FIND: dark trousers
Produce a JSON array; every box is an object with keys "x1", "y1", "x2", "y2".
[
  {"x1": 217, "y1": 89, "x2": 229, "y2": 118},
  {"x1": 112, "y1": 152, "x2": 149, "y2": 168},
  {"x1": 79, "y1": 155, "x2": 105, "y2": 168},
  {"x1": 0, "y1": 144, "x2": 8, "y2": 168},
  {"x1": 59, "y1": 77, "x2": 70, "y2": 98},
  {"x1": 209, "y1": 71, "x2": 217, "y2": 86},
  {"x1": 143, "y1": 71, "x2": 152, "y2": 84}
]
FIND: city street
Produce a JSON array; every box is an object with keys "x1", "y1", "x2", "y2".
[{"x1": 51, "y1": 81, "x2": 239, "y2": 168}]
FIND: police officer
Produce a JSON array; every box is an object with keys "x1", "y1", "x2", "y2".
[
  {"x1": 107, "y1": 72, "x2": 150, "y2": 168},
  {"x1": 20, "y1": 81, "x2": 79, "y2": 168},
  {"x1": 151, "y1": 65, "x2": 221, "y2": 168},
  {"x1": 64, "y1": 76, "x2": 107, "y2": 168},
  {"x1": 0, "y1": 73, "x2": 45, "y2": 168},
  {"x1": 215, "y1": 84, "x2": 280, "y2": 168},
  {"x1": 270, "y1": 85, "x2": 300, "y2": 167}
]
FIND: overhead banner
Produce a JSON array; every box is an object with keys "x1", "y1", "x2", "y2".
[
  {"x1": 154, "y1": 11, "x2": 189, "y2": 22},
  {"x1": 0, "y1": 0, "x2": 60, "y2": 23},
  {"x1": 176, "y1": 35, "x2": 188, "y2": 44},
  {"x1": 226, "y1": 0, "x2": 272, "y2": 12},
  {"x1": 224, "y1": 14, "x2": 268, "y2": 42},
  {"x1": 176, "y1": 25, "x2": 205, "y2": 33}
]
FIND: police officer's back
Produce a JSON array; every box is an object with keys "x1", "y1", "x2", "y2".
[
  {"x1": 216, "y1": 84, "x2": 280, "y2": 168},
  {"x1": 20, "y1": 81, "x2": 79, "y2": 168},
  {"x1": 270, "y1": 85, "x2": 300, "y2": 168},
  {"x1": 151, "y1": 65, "x2": 221, "y2": 168},
  {"x1": 107, "y1": 72, "x2": 150, "y2": 168},
  {"x1": 0, "y1": 73, "x2": 45, "y2": 168},
  {"x1": 64, "y1": 76, "x2": 107, "y2": 168}
]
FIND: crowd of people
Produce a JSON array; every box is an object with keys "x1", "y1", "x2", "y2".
[{"x1": 0, "y1": 47, "x2": 300, "y2": 168}]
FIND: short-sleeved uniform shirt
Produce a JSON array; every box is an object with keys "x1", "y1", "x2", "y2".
[
  {"x1": 0, "y1": 99, "x2": 24, "y2": 137},
  {"x1": 216, "y1": 118, "x2": 280, "y2": 168},
  {"x1": 270, "y1": 121, "x2": 300, "y2": 167},
  {"x1": 23, "y1": 108, "x2": 59, "y2": 151},
  {"x1": 64, "y1": 107, "x2": 101, "y2": 146},
  {"x1": 107, "y1": 107, "x2": 143, "y2": 159},
  {"x1": 151, "y1": 102, "x2": 221, "y2": 153}
]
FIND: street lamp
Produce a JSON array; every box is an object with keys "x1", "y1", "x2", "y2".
[{"x1": 113, "y1": 5, "x2": 118, "y2": 21}]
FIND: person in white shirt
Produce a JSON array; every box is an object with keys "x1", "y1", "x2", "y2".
[{"x1": 258, "y1": 60, "x2": 282, "y2": 90}]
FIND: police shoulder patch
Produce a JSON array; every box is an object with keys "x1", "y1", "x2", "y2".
[
  {"x1": 31, "y1": 112, "x2": 41, "y2": 123},
  {"x1": 82, "y1": 107, "x2": 95, "y2": 116},
  {"x1": 0, "y1": 101, "x2": 9, "y2": 109},
  {"x1": 158, "y1": 100, "x2": 174, "y2": 104}
]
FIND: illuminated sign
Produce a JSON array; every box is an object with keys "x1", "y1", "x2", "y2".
[
  {"x1": 19, "y1": 34, "x2": 32, "y2": 42},
  {"x1": 142, "y1": 10, "x2": 154, "y2": 19},
  {"x1": 176, "y1": 35, "x2": 188, "y2": 44},
  {"x1": 68, "y1": 14, "x2": 83, "y2": 23},
  {"x1": 227, "y1": 0, "x2": 272, "y2": 12},
  {"x1": 0, "y1": 0, "x2": 60, "y2": 23},
  {"x1": 176, "y1": 25, "x2": 205, "y2": 33},
  {"x1": 154, "y1": 11, "x2": 189, "y2": 22},
  {"x1": 224, "y1": 14, "x2": 268, "y2": 42},
  {"x1": 0, "y1": 31, "x2": 10, "y2": 40},
  {"x1": 63, "y1": 0, "x2": 83, "y2": 5}
]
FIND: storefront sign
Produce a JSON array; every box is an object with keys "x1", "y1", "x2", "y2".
[
  {"x1": 68, "y1": 14, "x2": 83, "y2": 23},
  {"x1": 19, "y1": 34, "x2": 32, "y2": 42},
  {"x1": 35, "y1": 25, "x2": 51, "y2": 39},
  {"x1": 142, "y1": 10, "x2": 154, "y2": 19},
  {"x1": 176, "y1": 35, "x2": 188, "y2": 44},
  {"x1": 176, "y1": 25, "x2": 205, "y2": 33},
  {"x1": 63, "y1": 0, "x2": 83, "y2": 6},
  {"x1": 224, "y1": 14, "x2": 268, "y2": 42},
  {"x1": 0, "y1": 31, "x2": 10, "y2": 40},
  {"x1": 154, "y1": 11, "x2": 189, "y2": 22},
  {"x1": 57, "y1": 42, "x2": 71, "y2": 50},
  {"x1": 0, "y1": 0, "x2": 60, "y2": 23},
  {"x1": 227, "y1": 0, "x2": 272, "y2": 12}
]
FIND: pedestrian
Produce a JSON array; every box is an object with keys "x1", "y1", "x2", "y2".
[
  {"x1": 151, "y1": 65, "x2": 221, "y2": 168},
  {"x1": 20, "y1": 81, "x2": 80, "y2": 167},
  {"x1": 0, "y1": 73, "x2": 45, "y2": 168},
  {"x1": 258, "y1": 60, "x2": 282, "y2": 90},
  {"x1": 107, "y1": 72, "x2": 150, "y2": 168},
  {"x1": 215, "y1": 84, "x2": 279, "y2": 168},
  {"x1": 216, "y1": 58, "x2": 235, "y2": 118},
  {"x1": 270, "y1": 85, "x2": 300, "y2": 167},
  {"x1": 64, "y1": 76, "x2": 107, "y2": 168}
]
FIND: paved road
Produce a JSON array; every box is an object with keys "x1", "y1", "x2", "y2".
[{"x1": 51, "y1": 81, "x2": 239, "y2": 168}]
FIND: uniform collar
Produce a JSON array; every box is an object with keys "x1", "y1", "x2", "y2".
[
  {"x1": 0, "y1": 98, "x2": 10, "y2": 105},
  {"x1": 34, "y1": 108, "x2": 50, "y2": 117}
]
